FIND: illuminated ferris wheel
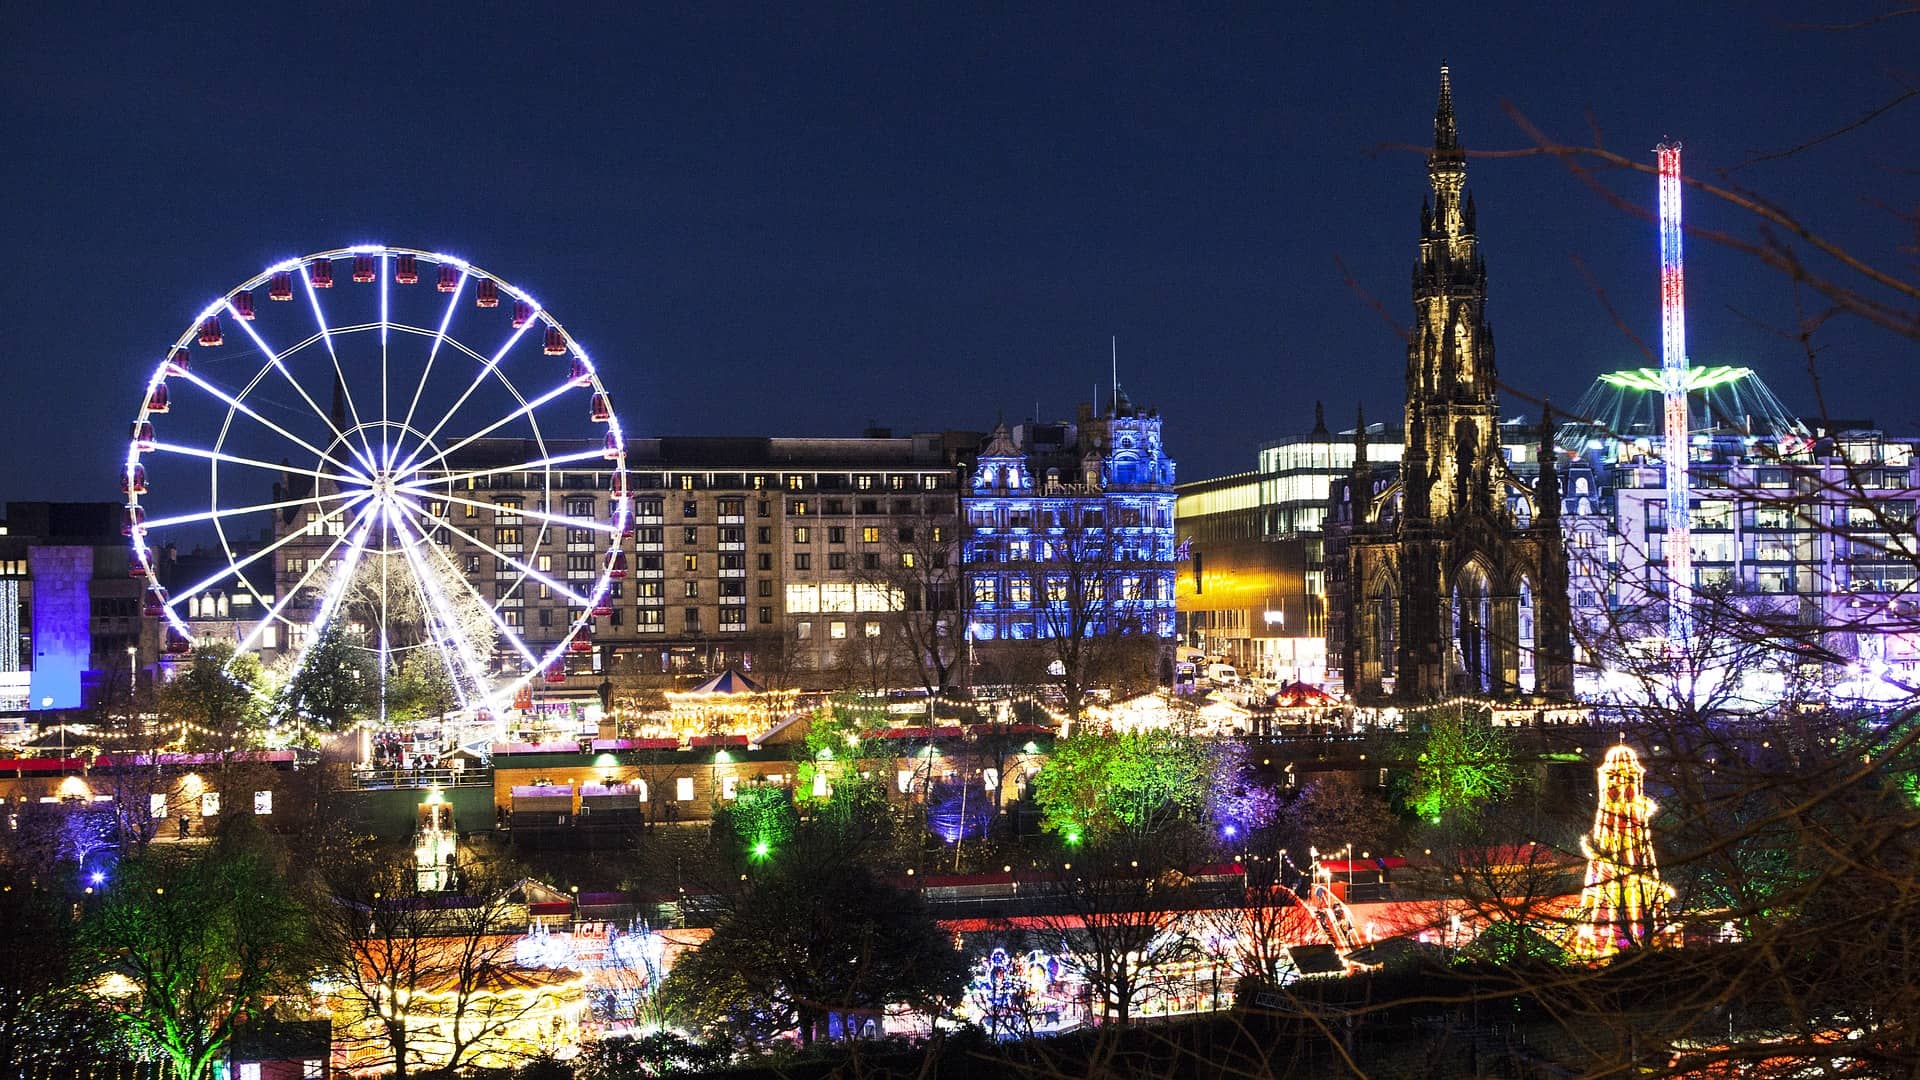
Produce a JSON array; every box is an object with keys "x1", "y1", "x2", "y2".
[{"x1": 124, "y1": 245, "x2": 631, "y2": 721}]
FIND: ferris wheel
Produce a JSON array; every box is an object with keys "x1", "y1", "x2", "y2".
[{"x1": 124, "y1": 245, "x2": 632, "y2": 723}]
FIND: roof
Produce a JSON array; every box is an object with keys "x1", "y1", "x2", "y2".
[{"x1": 685, "y1": 668, "x2": 767, "y2": 695}]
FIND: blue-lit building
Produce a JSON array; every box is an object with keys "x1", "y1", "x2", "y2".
[{"x1": 960, "y1": 390, "x2": 1178, "y2": 661}]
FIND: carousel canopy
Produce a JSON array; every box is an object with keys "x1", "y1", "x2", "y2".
[{"x1": 684, "y1": 668, "x2": 767, "y2": 696}]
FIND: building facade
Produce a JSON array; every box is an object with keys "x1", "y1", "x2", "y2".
[
  {"x1": 271, "y1": 433, "x2": 976, "y2": 692},
  {"x1": 1325, "y1": 68, "x2": 1573, "y2": 703},
  {"x1": 0, "y1": 502, "x2": 153, "y2": 714},
  {"x1": 1562, "y1": 423, "x2": 1920, "y2": 696},
  {"x1": 960, "y1": 393, "x2": 1179, "y2": 672}
]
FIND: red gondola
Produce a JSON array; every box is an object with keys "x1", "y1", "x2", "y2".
[
  {"x1": 352, "y1": 255, "x2": 376, "y2": 283},
  {"x1": 476, "y1": 279, "x2": 499, "y2": 308},
  {"x1": 310, "y1": 259, "x2": 334, "y2": 288},
  {"x1": 543, "y1": 326, "x2": 567, "y2": 355},
  {"x1": 268, "y1": 271, "x2": 294, "y2": 301},
  {"x1": 121, "y1": 464, "x2": 147, "y2": 495},
  {"x1": 164, "y1": 628, "x2": 192, "y2": 655},
  {"x1": 130, "y1": 420, "x2": 154, "y2": 451},
  {"x1": 197, "y1": 315, "x2": 222, "y2": 347},
  {"x1": 145, "y1": 382, "x2": 170, "y2": 413},
  {"x1": 605, "y1": 550, "x2": 627, "y2": 580},
  {"x1": 569, "y1": 357, "x2": 592, "y2": 387},
  {"x1": 611, "y1": 473, "x2": 629, "y2": 497},
  {"x1": 129, "y1": 553, "x2": 150, "y2": 578},
  {"x1": 143, "y1": 585, "x2": 168, "y2": 618},
  {"x1": 232, "y1": 290, "x2": 255, "y2": 321},
  {"x1": 544, "y1": 668, "x2": 567, "y2": 683},
  {"x1": 437, "y1": 264, "x2": 460, "y2": 292},
  {"x1": 591, "y1": 599, "x2": 613, "y2": 618},
  {"x1": 512, "y1": 300, "x2": 533, "y2": 328},
  {"x1": 123, "y1": 506, "x2": 145, "y2": 537},
  {"x1": 475, "y1": 708, "x2": 494, "y2": 724},
  {"x1": 602, "y1": 431, "x2": 622, "y2": 459},
  {"x1": 395, "y1": 253, "x2": 418, "y2": 284},
  {"x1": 569, "y1": 635, "x2": 594, "y2": 654},
  {"x1": 165, "y1": 348, "x2": 191, "y2": 375},
  {"x1": 590, "y1": 393, "x2": 612, "y2": 423}
]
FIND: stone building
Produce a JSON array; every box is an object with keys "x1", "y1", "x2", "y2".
[
  {"x1": 1325, "y1": 69, "x2": 1573, "y2": 703},
  {"x1": 0, "y1": 501, "x2": 152, "y2": 713}
]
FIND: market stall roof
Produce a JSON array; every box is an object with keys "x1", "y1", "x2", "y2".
[{"x1": 685, "y1": 668, "x2": 766, "y2": 696}]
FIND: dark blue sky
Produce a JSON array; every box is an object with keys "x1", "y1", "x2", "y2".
[{"x1": 3, "y1": 4, "x2": 1913, "y2": 495}]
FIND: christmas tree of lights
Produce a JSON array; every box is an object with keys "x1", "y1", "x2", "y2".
[{"x1": 1570, "y1": 743, "x2": 1674, "y2": 960}]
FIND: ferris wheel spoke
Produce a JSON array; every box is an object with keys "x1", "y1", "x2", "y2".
[
  {"x1": 410, "y1": 506, "x2": 597, "y2": 608},
  {"x1": 403, "y1": 489, "x2": 623, "y2": 536},
  {"x1": 296, "y1": 266, "x2": 380, "y2": 470},
  {"x1": 227, "y1": 508, "x2": 371, "y2": 657},
  {"x1": 228, "y1": 296, "x2": 376, "y2": 474},
  {"x1": 380, "y1": 252, "x2": 392, "y2": 471},
  {"x1": 410, "y1": 379, "x2": 579, "y2": 472},
  {"x1": 398, "y1": 266, "x2": 469, "y2": 448},
  {"x1": 396, "y1": 447, "x2": 608, "y2": 492},
  {"x1": 397, "y1": 313, "x2": 540, "y2": 474},
  {"x1": 174, "y1": 370, "x2": 368, "y2": 483},
  {"x1": 141, "y1": 488, "x2": 363, "y2": 532},
  {"x1": 148, "y1": 441, "x2": 365, "y2": 488},
  {"x1": 392, "y1": 501, "x2": 543, "y2": 671},
  {"x1": 388, "y1": 506, "x2": 505, "y2": 692}
]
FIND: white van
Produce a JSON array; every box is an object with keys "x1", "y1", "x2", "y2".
[{"x1": 1205, "y1": 662, "x2": 1239, "y2": 684}]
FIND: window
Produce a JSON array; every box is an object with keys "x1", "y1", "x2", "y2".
[
  {"x1": 637, "y1": 607, "x2": 664, "y2": 626},
  {"x1": 719, "y1": 526, "x2": 744, "y2": 544},
  {"x1": 238, "y1": 1065, "x2": 261, "y2": 1080},
  {"x1": 901, "y1": 552, "x2": 916, "y2": 568},
  {"x1": 757, "y1": 553, "x2": 773, "y2": 570},
  {"x1": 794, "y1": 553, "x2": 812, "y2": 570},
  {"x1": 759, "y1": 605, "x2": 772, "y2": 624},
  {"x1": 637, "y1": 497, "x2": 663, "y2": 517},
  {"x1": 719, "y1": 553, "x2": 745, "y2": 571},
  {"x1": 636, "y1": 580, "x2": 663, "y2": 598},
  {"x1": 284, "y1": 556, "x2": 306, "y2": 575},
  {"x1": 676, "y1": 777, "x2": 695, "y2": 801},
  {"x1": 757, "y1": 527, "x2": 772, "y2": 544},
  {"x1": 200, "y1": 792, "x2": 220, "y2": 817},
  {"x1": 829, "y1": 553, "x2": 847, "y2": 570},
  {"x1": 150, "y1": 792, "x2": 168, "y2": 819},
  {"x1": 864, "y1": 621, "x2": 882, "y2": 638},
  {"x1": 796, "y1": 620, "x2": 813, "y2": 640},
  {"x1": 719, "y1": 497, "x2": 744, "y2": 516},
  {"x1": 684, "y1": 580, "x2": 700, "y2": 598},
  {"x1": 786, "y1": 584, "x2": 820, "y2": 612},
  {"x1": 793, "y1": 527, "x2": 810, "y2": 544},
  {"x1": 683, "y1": 526, "x2": 699, "y2": 544},
  {"x1": 719, "y1": 580, "x2": 745, "y2": 597},
  {"x1": 758, "y1": 500, "x2": 771, "y2": 517},
  {"x1": 898, "y1": 527, "x2": 915, "y2": 542},
  {"x1": 787, "y1": 475, "x2": 806, "y2": 490},
  {"x1": 828, "y1": 526, "x2": 846, "y2": 544},
  {"x1": 567, "y1": 553, "x2": 595, "y2": 574},
  {"x1": 862, "y1": 553, "x2": 881, "y2": 570},
  {"x1": 857, "y1": 475, "x2": 874, "y2": 490},
  {"x1": 496, "y1": 527, "x2": 522, "y2": 547},
  {"x1": 495, "y1": 499, "x2": 523, "y2": 524},
  {"x1": 254, "y1": 791, "x2": 273, "y2": 815},
  {"x1": 829, "y1": 621, "x2": 848, "y2": 639},
  {"x1": 721, "y1": 775, "x2": 739, "y2": 800},
  {"x1": 1008, "y1": 575, "x2": 1032, "y2": 604},
  {"x1": 684, "y1": 607, "x2": 701, "y2": 628},
  {"x1": 566, "y1": 497, "x2": 595, "y2": 518},
  {"x1": 683, "y1": 554, "x2": 699, "y2": 571},
  {"x1": 537, "y1": 554, "x2": 552, "y2": 572},
  {"x1": 680, "y1": 475, "x2": 696, "y2": 491},
  {"x1": 973, "y1": 578, "x2": 998, "y2": 605},
  {"x1": 789, "y1": 500, "x2": 809, "y2": 516},
  {"x1": 861, "y1": 526, "x2": 881, "y2": 543},
  {"x1": 683, "y1": 500, "x2": 698, "y2": 517},
  {"x1": 821, "y1": 583, "x2": 857, "y2": 612}
]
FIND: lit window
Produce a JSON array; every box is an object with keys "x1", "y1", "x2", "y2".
[
  {"x1": 149, "y1": 793, "x2": 168, "y2": 819},
  {"x1": 721, "y1": 775, "x2": 739, "y2": 801},
  {"x1": 238, "y1": 1065, "x2": 262, "y2": 1080},
  {"x1": 864, "y1": 621, "x2": 882, "y2": 638},
  {"x1": 829, "y1": 621, "x2": 848, "y2": 639},
  {"x1": 676, "y1": 777, "x2": 695, "y2": 802},
  {"x1": 200, "y1": 792, "x2": 220, "y2": 817},
  {"x1": 785, "y1": 584, "x2": 820, "y2": 613},
  {"x1": 253, "y1": 791, "x2": 272, "y2": 816}
]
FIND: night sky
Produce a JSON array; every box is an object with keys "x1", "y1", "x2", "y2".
[{"x1": 3, "y1": 4, "x2": 1913, "y2": 498}]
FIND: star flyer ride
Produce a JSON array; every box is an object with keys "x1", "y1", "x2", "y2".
[{"x1": 125, "y1": 246, "x2": 629, "y2": 741}]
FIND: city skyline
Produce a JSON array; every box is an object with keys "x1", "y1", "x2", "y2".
[{"x1": 4, "y1": 5, "x2": 1914, "y2": 496}]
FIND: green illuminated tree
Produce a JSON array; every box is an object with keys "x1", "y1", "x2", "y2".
[
  {"x1": 81, "y1": 824, "x2": 311, "y2": 1080},
  {"x1": 1031, "y1": 730, "x2": 1209, "y2": 844},
  {"x1": 714, "y1": 785, "x2": 800, "y2": 865},
  {"x1": 1406, "y1": 707, "x2": 1527, "y2": 822}
]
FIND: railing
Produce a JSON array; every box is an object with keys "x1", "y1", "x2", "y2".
[{"x1": 350, "y1": 765, "x2": 492, "y2": 791}]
